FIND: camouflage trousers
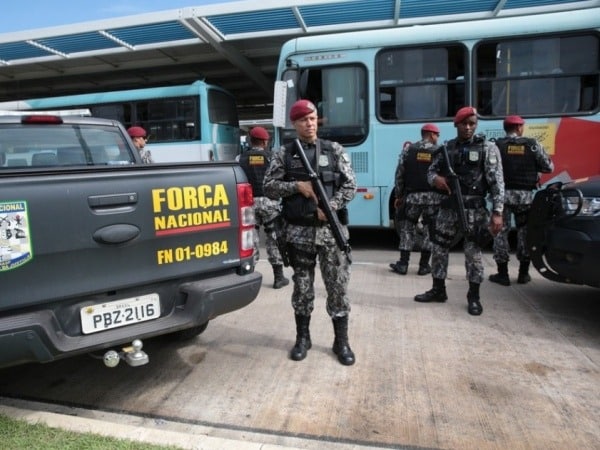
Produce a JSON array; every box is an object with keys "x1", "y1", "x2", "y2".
[
  {"x1": 431, "y1": 207, "x2": 489, "y2": 283},
  {"x1": 253, "y1": 196, "x2": 284, "y2": 266},
  {"x1": 396, "y1": 203, "x2": 437, "y2": 252},
  {"x1": 288, "y1": 242, "x2": 351, "y2": 318},
  {"x1": 492, "y1": 201, "x2": 532, "y2": 265}
]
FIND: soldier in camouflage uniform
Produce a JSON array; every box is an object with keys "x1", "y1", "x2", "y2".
[
  {"x1": 239, "y1": 126, "x2": 290, "y2": 289},
  {"x1": 414, "y1": 107, "x2": 504, "y2": 316},
  {"x1": 390, "y1": 123, "x2": 442, "y2": 276},
  {"x1": 127, "y1": 126, "x2": 153, "y2": 163},
  {"x1": 263, "y1": 99, "x2": 357, "y2": 366},
  {"x1": 489, "y1": 115, "x2": 554, "y2": 286}
]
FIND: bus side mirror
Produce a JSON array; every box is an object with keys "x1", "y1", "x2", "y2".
[{"x1": 272, "y1": 81, "x2": 288, "y2": 128}]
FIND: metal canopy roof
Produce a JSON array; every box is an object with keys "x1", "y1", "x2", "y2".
[{"x1": 0, "y1": 0, "x2": 598, "y2": 121}]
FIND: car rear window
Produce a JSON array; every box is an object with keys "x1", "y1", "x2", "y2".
[{"x1": 0, "y1": 123, "x2": 135, "y2": 168}]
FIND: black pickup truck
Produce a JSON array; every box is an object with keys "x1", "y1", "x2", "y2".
[{"x1": 0, "y1": 113, "x2": 262, "y2": 369}]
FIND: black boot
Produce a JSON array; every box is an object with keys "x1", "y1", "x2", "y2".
[
  {"x1": 290, "y1": 314, "x2": 311, "y2": 361},
  {"x1": 332, "y1": 316, "x2": 355, "y2": 366},
  {"x1": 489, "y1": 262, "x2": 510, "y2": 286},
  {"x1": 517, "y1": 260, "x2": 531, "y2": 284},
  {"x1": 467, "y1": 282, "x2": 482, "y2": 316},
  {"x1": 389, "y1": 250, "x2": 410, "y2": 275},
  {"x1": 414, "y1": 277, "x2": 447, "y2": 302},
  {"x1": 417, "y1": 250, "x2": 432, "y2": 275},
  {"x1": 273, "y1": 265, "x2": 290, "y2": 289}
]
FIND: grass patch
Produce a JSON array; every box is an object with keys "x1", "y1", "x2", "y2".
[{"x1": 0, "y1": 414, "x2": 178, "y2": 449}]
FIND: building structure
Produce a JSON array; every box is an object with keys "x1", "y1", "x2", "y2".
[{"x1": 0, "y1": 0, "x2": 596, "y2": 121}]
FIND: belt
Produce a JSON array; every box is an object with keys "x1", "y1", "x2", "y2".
[{"x1": 440, "y1": 196, "x2": 485, "y2": 209}]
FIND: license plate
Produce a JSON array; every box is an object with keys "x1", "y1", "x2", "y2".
[{"x1": 80, "y1": 293, "x2": 160, "y2": 335}]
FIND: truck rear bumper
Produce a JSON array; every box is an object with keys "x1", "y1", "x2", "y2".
[{"x1": 0, "y1": 271, "x2": 262, "y2": 369}]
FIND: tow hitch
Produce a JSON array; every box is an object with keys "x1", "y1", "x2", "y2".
[{"x1": 103, "y1": 339, "x2": 149, "y2": 368}]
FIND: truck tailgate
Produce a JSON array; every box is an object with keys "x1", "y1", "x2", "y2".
[{"x1": 1, "y1": 165, "x2": 245, "y2": 310}]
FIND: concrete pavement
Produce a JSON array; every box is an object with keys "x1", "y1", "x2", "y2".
[{"x1": 0, "y1": 244, "x2": 598, "y2": 450}]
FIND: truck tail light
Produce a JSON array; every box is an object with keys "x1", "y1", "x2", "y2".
[
  {"x1": 237, "y1": 182, "x2": 255, "y2": 259},
  {"x1": 21, "y1": 115, "x2": 64, "y2": 124}
]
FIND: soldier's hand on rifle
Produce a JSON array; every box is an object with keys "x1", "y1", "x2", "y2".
[
  {"x1": 297, "y1": 180, "x2": 319, "y2": 204},
  {"x1": 393, "y1": 196, "x2": 404, "y2": 210},
  {"x1": 433, "y1": 175, "x2": 452, "y2": 195},
  {"x1": 316, "y1": 207, "x2": 327, "y2": 221},
  {"x1": 490, "y1": 212, "x2": 503, "y2": 236}
]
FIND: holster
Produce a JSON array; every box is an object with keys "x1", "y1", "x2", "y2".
[
  {"x1": 468, "y1": 226, "x2": 494, "y2": 248},
  {"x1": 514, "y1": 209, "x2": 529, "y2": 228}
]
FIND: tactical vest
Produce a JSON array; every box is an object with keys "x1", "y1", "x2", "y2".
[
  {"x1": 495, "y1": 136, "x2": 538, "y2": 189},
  {"x1": 239, "y1": 148, "x2": 272, "y2": 197},
  {"x1": 445, "y1": 135, "x2": 488, "y2": 196},
  {"x1": 403, "y1": 141, "x2": 437, "y2": 192},
  {"x1": 282, "y1": 139, "x2": 342, "y2": 225}
]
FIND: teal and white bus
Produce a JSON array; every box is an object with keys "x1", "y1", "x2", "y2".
[
  {"x1": 272, "y1": 8, "x2": 600, "y2": 227},
  {"x1": 0, "y1": 80, "x2": 240, "y2": 162}
]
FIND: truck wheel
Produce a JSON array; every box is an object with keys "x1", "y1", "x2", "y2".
[{"x1": 170, "y1": 322, "x2": 209, "y2": 341}]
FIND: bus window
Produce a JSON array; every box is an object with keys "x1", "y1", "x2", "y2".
[
  {"x1": 133, "y1": 97, "x2": 198, "y2": 142},
  {"x1": 282, "y1": 65, "x2": 368, "y2": 146},
  {"x1": 90, "y1": 104, "x2": 127, "y2": 123},
  {"x1": 376, "y1": 45, "x2": 466, "y2": 122},
  {"x1": 476, "y1": 34, "x2": 599, "y2": 116},
  {"x1": 322, "y1": 67, "x2": 365, "y2": 126},
  {"x1": 208, "y1": 89, "x2": 239, "y2": 128}
]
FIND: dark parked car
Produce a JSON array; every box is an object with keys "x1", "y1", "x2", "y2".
[{"x1": 527, "y1": 176, "x2": 600, "y2": 288}]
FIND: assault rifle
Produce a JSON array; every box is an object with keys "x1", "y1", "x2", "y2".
[
  {"x1": 294, "y1": 139, "x2": 352, "y2": 264},
  {"x1": 439, "y1": 143, "x2": 493, "y2": 248}
]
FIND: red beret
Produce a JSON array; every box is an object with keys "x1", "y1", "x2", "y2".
[
  {"x1": 289, "y1": 99, "x2": 317, "y2": 121},
  {"x1": 249, "y1": 126, "x2": 269, "y2": 140},
  {"x1": 454, "y1": 107, "x2": 477, "y2": 125},
  {"x1": 421, "y1": 123, "x2": 440, "y2": 133},
  {"x1": 504, "y1": 115, "x2": 525, "y2": 126},
  {"x1": 127, "y1": 126, "x2": 146, "y2": 138}
]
